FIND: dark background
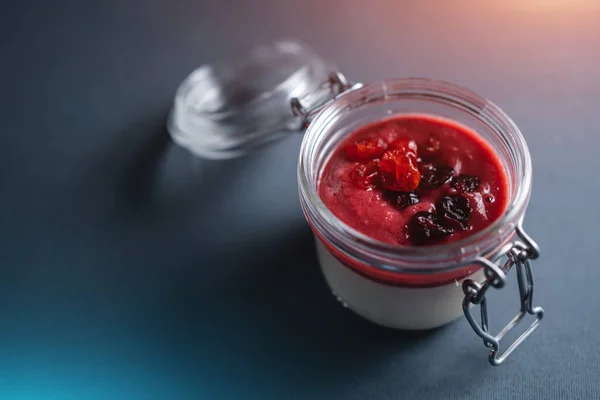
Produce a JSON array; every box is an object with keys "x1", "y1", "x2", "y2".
[{"x1": 2, "y1": 1, "x2": 599, "y2": 399}]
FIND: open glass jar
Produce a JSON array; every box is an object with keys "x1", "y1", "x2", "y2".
[{"x1": 168, "y1": 40, "x2": 543, "y2": 366}]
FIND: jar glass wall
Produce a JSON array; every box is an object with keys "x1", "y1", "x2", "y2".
[{"x1": 297, "y1": 78, "x2": 533, "y2": 329}]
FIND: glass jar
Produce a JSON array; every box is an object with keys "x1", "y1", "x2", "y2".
[{"x1": 168, "y1": 41, "x2": 543, "y2": 366}]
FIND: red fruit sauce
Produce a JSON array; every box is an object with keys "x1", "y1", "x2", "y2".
[{"x1": 318, "y1": 115, "x2": 509, "y2": 246}]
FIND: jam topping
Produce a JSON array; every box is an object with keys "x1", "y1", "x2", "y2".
[
  {"x1": 407, "y1": 211, "x2": 454, "y2": 245},
  {"x1": 450, "y1": 175, "x2": 481, "y2": 193},
  {"x1": 389, "y1": 138, "x2": 418, "y2": 157},
  {"x1": 350, "y1": 160, "x2": 381, "y2": 190},
  {"x1": 438, "y1": 194, "x2": 472, "y2": 231},
  {"x1": 319, "y1": 115, "x2": 509, "y2": 246},
  {"x1": 379, "y1": 149, "x2": 421, "y2": 192},
  {"x1": 419, "y1": 165, "x2": 455, "y2": 189},
  {"x1": 384, "y1": 190, "x2": 420, "y2": 210},
  {"x1": 344, "y1": 137, "x2": 387, "y2": 162}
]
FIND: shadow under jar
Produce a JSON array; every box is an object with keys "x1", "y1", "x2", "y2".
[{"x1": 168, "y1": 41, "x2": 543, "y2": 366}]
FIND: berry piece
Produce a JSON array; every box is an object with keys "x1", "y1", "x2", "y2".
[
  {"x1": 416, "y1": 156, "x2": 435, "y2": 174},
  {"x1": 438, "y1": 195, "x2": 472, "y2": 230},
  {"x1": 389, "y1": 138, "x2": 418, "y2": 158},
  {"x1": 407, "y1": 211, "x2": 454, "y2": 245},
  {"x1": 383, "y1": 190, "x2": 419, "y2": 210},
  {"x1": 345, "y1": 137, "x2": 387, "y2": 162},
  {"x1": 419, "y1": 165, "x2": 455, "y2": 189},
  {"x1": 451, "y1": 175, "x2": 480, "y2": 193},
  {"x1": 350, "y1": 160, "x2": 380, "y2": 189},
  {"x1": 380, "y1": 149, "x2": 421, "y2": 192}
]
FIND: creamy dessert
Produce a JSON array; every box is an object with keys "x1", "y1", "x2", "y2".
[{"x1": 316, "y1": 115, "x2": 508, "y2": 329}]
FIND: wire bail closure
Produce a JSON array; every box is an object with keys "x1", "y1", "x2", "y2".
[
  {"x1": 290, "y1": 71, "x2": 354, "y2": 129},
  {"x1": 462, "y1": 219, "x2": 543, "y2": 366}
]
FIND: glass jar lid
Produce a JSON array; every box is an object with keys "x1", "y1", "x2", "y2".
[{"x1": 167, "y1": 40, "x2": 343, "y2": 159}]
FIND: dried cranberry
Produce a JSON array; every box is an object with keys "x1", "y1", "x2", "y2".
[
  {"x1": 389, "y1": 138, "x2": 418, "y2": 158},
  {"x1": 380, "y1": 149, "x2": 421, "y2": 192},
  {"x1": 350, "y1": 160, "x2": 380, "y2": 189},
  {"x1": 438, "y1": 195, "x2": 472, "y2": 230},
  {"x1": 407, "y1": 211, "x2": 454, "y2": 245},
  {"x1": 419, "y1": 165, "x2": 455, "y2": 189},
  {"x1": 450, "y1": 175, "x2": 480, "y2": 193},
  {"x1": 345, "y1": 137, "x2": 387, "y2": 162},
  {"x1": 383, "y1": 190, "x2": 419, "y2": 210}
]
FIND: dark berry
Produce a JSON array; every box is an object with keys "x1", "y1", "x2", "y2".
[
  {"x1": 350, "y1": 160, "x2": 381, "y2": 189},
  {"x1": 416, "y1": 156, "x2": 435, "y2": 175},
  {"x1": 384, "y1": 190, "x2": 419, "y2": 210},
  {"x1": 380, "y1": 149, "x2": 421, "y2": 191},
  {"x1": 407, "y1": 211, "x2": 454, "y2": 245},
  {"x1": 451, "y1": 175, "x2": 480, "y2": 193},
  {"x1": 417, "y1": 155, "x2": 434, "y2": 166},
  {"x1": 345, "y1": 137, "x2": 387, "y2": 162},
  {"x1": 438, "y1": 195, "x2": 472, "y2": 230},
  {"x1": 419, "y1": 165, "x2": 455, "y2": 189}
]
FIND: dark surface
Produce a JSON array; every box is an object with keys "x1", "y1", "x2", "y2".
[{"x1": 2, "y1": 1, "x2": 600, "y2": 399}]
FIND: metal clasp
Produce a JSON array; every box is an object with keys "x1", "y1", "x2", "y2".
[
  {"x1": 462, "y1": 219, "x2": 544, "y2": 366},
  {"x1": 290, "y1": 71, "x2": 354, "y2": 129}
]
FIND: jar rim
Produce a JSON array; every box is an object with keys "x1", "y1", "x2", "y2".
[{"x1": 297, "y1": 78, "x2": 532, "y2": 274}]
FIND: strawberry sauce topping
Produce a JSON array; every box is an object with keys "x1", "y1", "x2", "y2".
[{"x1": 318, "y1": 115, "x2": 509, "y2": 246}]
